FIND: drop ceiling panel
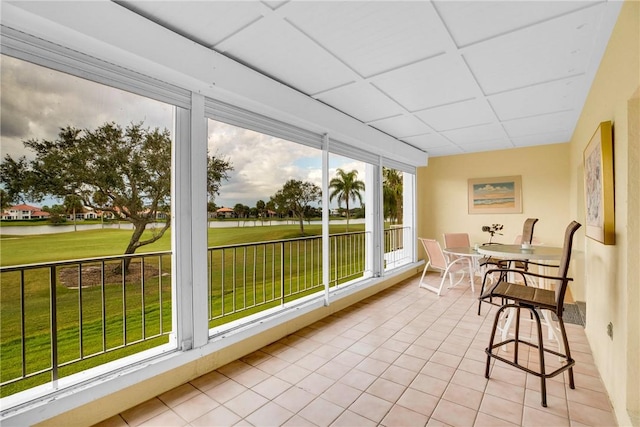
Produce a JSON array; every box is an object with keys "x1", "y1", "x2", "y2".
[
  {"x1": 463, "y1": 3, "x2": 606, "y2": 95},
  {"x1": 415, "y1": 98, "x2": 496, "y2": 131},
  {"x1": 403, "y1": 133, "x2": 454, "y2": 150},
  {"x1": 512, "y1": 132, "x2": 571, "y2": 147},
  {"x1": 315, "y1": 82, "x2": 404, "y2": 123},
  {"x1": 434, "y1": 1, "x2": 599, "y2": 47},
  {"x1": 489, "y1": 77, "x2": 584, "y2": 121},
  {"x1": 372, "y1": 54, "x2": 478, "y2": 111},
  {"x1": 122, "y1": 1, "x2": 266, "y2": 47},
  {"x1": 441, "y1": 123, "x2": 509, "y2": 145},
  {"x1": 216, "y1": 17, "x2": 354, "y2": 95},
  {"x1": 503, "y1": 111, "x2": 576, "y2": 138},
  {"x1": 370, "y1": 115, "x2": 432, "y2": 138},
  {"x1": 284, "y1": 1, "x2": 449, "y2": 78}
]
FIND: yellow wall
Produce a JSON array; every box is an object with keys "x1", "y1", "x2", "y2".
[
  {"x1": 568, "y1": 1, "x2": 639, "y2": 425},
  {"x1": 417, "y1": 2, "x2": 639, "y2": 425},
  {"x1": 416, "y1": 142, "x2": 572, "y2": 251}
]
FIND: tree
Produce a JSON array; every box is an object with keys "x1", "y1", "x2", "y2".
[
  {"x1": 329, "y1": 168, "x2": 365, "y2": 231},
  {"x1": 270, "y1": 179, "x2": 320, "y2": 234},
  {"x1": 0, "y1": 121, "x2": 233, "y2": 271},
  {"x1": 383, "y1": 167, "x2": 403, "y2": 224},
  {"x1": 207, "y1": 153, "x2": 233, "y2": 203},
  {"x1": 0, "y1": 189, "x2": 10, "y2": 213},
  {"x1": 255, "y1": 199, "x2": 266, "y2": 219},
  {"x1": 64, "y1": 194, "x2": 84, "y2": 231}
]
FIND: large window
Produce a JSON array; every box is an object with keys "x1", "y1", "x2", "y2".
[{"x1": 0, "y1": 54, "x2": 176, "y2": 396}]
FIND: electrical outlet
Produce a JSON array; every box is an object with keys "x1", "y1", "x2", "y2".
[{"x1": 607, "y1": 322, "x2": 613, "y2": 339}]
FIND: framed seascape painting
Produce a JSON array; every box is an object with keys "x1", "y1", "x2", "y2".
[
  {"x1": 468, "y1": 175, "x2": 522, "y2": 214},
  {"x1": 583, "y1": 120, "x2": 615, "y2": 245}
]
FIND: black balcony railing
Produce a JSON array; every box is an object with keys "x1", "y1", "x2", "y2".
[{"x1": 0, "y1": 228, "x2": 410, "y2": 397}]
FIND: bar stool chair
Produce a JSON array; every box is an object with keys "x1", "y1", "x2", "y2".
[{"x1": 481, "y1": 221, "x2": 581, "y2": 407}]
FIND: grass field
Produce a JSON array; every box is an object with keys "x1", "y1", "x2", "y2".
[{"x1": 0, "y1": 223, "x2": 366, "y2": 396}]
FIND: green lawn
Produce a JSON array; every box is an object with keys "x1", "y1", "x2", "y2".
[{"x1": 0, "y1": 223, "x2": 366, "y2": 396}]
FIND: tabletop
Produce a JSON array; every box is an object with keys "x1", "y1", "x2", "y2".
[
  {"x1": 477, "y1": 244, "x2": 563, "y2": 260},
  {"x1": 443, "y1": 246, "x2": 484, "y2": 257}
]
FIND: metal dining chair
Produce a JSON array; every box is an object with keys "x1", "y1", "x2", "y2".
[
  {"x1": 418, "y1": 238, "x2": 473, "y2": 296},
  {"x1": 481, "y1": 221, "x2": 581, "y2": 407}
]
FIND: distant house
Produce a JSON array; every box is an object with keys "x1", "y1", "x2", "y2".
[
  {"x1": 215, "y1": 207, "x2": 236, "y2": 218},
  {"x1": 66, "y1": 206, "x2": 98, "y2": 221},
  {"x1": 1, "y1": 204, "x2": 51, "y2": 220}
]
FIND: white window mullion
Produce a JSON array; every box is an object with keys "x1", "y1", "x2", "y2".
[
  {"x1": 322, "y1": 135, "x2": 330, "y2": 306},
  {"x1": 190, "y1": 93, "x2": 209, "y2": 348},
  {"x1": 172, "y1": 93, "x2": 208, "y2": 351}
]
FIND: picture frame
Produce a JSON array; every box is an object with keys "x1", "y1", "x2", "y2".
[
  {"x1": 583, "y1": 120, "x2": 615, "y2": 245},
  {"x1": 468, "y1": 175, "x2": 522, "y2": 214}
]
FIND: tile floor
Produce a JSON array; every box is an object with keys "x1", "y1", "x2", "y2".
[{"x1": 94, "y1": 272, "x2": 617, "y2": 427}]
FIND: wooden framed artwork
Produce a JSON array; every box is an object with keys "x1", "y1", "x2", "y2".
[
  {"x1": 468, "y1": 175, "x2": 522, "y2": 214},
  {"x1": 583, "y1": 120, "x2": 615, "y2": 245}
]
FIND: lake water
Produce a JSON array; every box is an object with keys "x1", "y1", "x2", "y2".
[{"x1": 0, "y1": 219, "x2": 361, "y2": 236}]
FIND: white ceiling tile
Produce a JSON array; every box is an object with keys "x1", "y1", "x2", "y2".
[
  {"x1": 216, "y1": 17, "x2": 354, "y2": 95},
  {"x1": 503, "y1": 111, "x2": 576, "y2": 138},
  {"x1": 434, "y1": 1, "x2": 599, "y2": 47},
  {"x1": 489, "y1": 77, "x2": 584, "y2": 120},
  {"x1": 415, "y1": 98, "x2": 496, "y2": 131},
  {"x1": 370, "y1": 115, "x2": 432, "y2": 138},
  {"x1": 511, "y1": 133, "x2": 572, "y2": 147},
  {"x1": 463, "y1": 3, "x2": 607, "y2": 94},
  {"x1": 124, "y1": 1, "x2": 266, "y2": 47},
  {"x1": 425, "y1": 146, "x2": 464, "y2": 157},
  {"x1": 403, "y1": 133, "x2": 453, "y2": 150},
  {"x1": 316, "y1": 82, "x2": 404, "y2": 123},
  {"x1": 441, "y1": 123, "x2": 509, "y2": 144},
  {"x1": 459, "y1": 140, "x2": 514, "y2": 153},
  {"x1": 372, "y1": 54, "x2": 478, "y2": 111},
  {"x1": 284, "y1": 1, "x2": 449, "y2": 77}
]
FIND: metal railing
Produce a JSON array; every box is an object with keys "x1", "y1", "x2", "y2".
[
  {"x1": 384, "y1": 226, "x2": 412, "y2": 269},
  {"x1": 207, "y1": 231, "x2": 370, "y2": 325},
  {"x1": 0, "y1": 251, "x2": 172, "y2": 395},
  {"x1": 0, "y1": 227, "x2": 411, "y2": 395}
]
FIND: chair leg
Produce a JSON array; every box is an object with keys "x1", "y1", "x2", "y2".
[
  {"x1": 557, "y1": 316, "x2": 576, "y2": 390},
  {"x1": 485, "y1": 305, "x2": 508, "y2": 379},
  {"x1": 530, "y1": 308, "x2": 548, "y2": 407}
]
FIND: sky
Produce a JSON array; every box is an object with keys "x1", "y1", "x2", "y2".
[{"x1": 1, "y1": 54, "x2": 365, "y2": 209}]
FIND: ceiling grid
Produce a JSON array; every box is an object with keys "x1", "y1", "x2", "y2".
[{"x1": 108, "y1": 0, "x2": 622, "y2": 157}]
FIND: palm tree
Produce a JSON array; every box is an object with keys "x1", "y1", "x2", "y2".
[
  {"x1": 329, "y1": 168, "x2": 365, "y2": 231},
  {"x1": 383, "y1": 167, "x2": 403, "y2": 224}
]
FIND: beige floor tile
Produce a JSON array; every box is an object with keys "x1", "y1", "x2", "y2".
[
  {"x1": 355, "y1": 357, "x2": 390, "y2": 376},
  {"x1": 366, "y1": 377, "x2": 406, "y2": 402},
  {"x1": 158, "y1": 383, "x2": 202, "y2": 408},
  {"x1": 522, "y1": 405, "x2": 570, "y2": 427},
  {"x1": 321, "y1": 382, "x2": 362, "y2": 408},
  {"x1": 120, "y1": 398, "x2": 168, "y2": 427},
  {"x1": 338, "y1": 368, "x2": 377, "y2": 391},
  {"x1": 410, "y1": 372, "x2": 448, "y2": 397},
  {"x1": 381, "y1": 364, "x2": 418, "y2": 386},
  {"x1": 275, "y1": 363, "x2": 312, "y2": 384},
  {"x1": 369, "y1": 347, "x2": 402, "y2": 363},
  {"x1": 393, "y1": 353, "x2": 427, "y2": 372},
  {"x1": 205, "y1": 379, "x2": 248, "y2": 404},
  {"x1": 244, "y1": 402, "x2": 294, "y2": 427},
  {"x1": 190, "y1": 370, "x2": 228, "y2": 392},
  {"x1": 297, "y1": 397, "x2": 344, "y2": 427},
  {"x1": 223, "y1": 389, "x2": 269, "y2": 418},
  {"x1": 431, "y1": 398, "x2": 478, "y2": 426},
  {"x1": 172, "y1": 393, "x2": 219, "y2": 422},
  {"x1": 252, "y1": 376, "x2": 291, "y2": 400},
  {"x1": 395, "y1": 388, "x2": 439, "y2": 417},
  {"x1": 295, "y1": 352, "x2": 329, "y2": 371},
  {"x1": 138, "y1": 409, "x2": 188, "y2": 427},
  {"x1": 296, "y1": 371, "x2": 335, "y2": 395},
  {"x1": 273, "y1": 385, "x2": 316, "y2": 413},
  {"x1": 442, "y1": 382, "x2": 484, "y2": 411},
  {"x1": 330, "y1": 409, "x2": 378, "y2": 427},
  {"x1": 474, "y1": 412, "x2": 519, "y2": 426},
  {"x1": 480, "y1": 394, "x2": 524, "y2": 425},
  {"x1": 348, "y1": 392, "x2": 393, "y2": 423},
  {"x1": 567, "y1": 400, "x2": 618, "y2": 426},
  {"x1": 382, "y1": 404, "x2": 430, "y2": 426},
  {"x1": 191, "y1": 405, "x2": 242, "y2": 427}
]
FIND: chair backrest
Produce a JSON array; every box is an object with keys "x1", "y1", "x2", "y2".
[
  {"x1": 419, "y1": 238, "x2": 448, "y2": 270},
  {"x1": 521, "y1": 218, "x2": 539, "y2": 244},
  {"x1": 555, "y1": 221, "x2": 581, "y2": 314},
  {"x1": 513, "y1": 235, "x2": 542, "y2": 245},
  {"x1": 443, "y1": 233, "x2": 470, "y2": 248}
]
